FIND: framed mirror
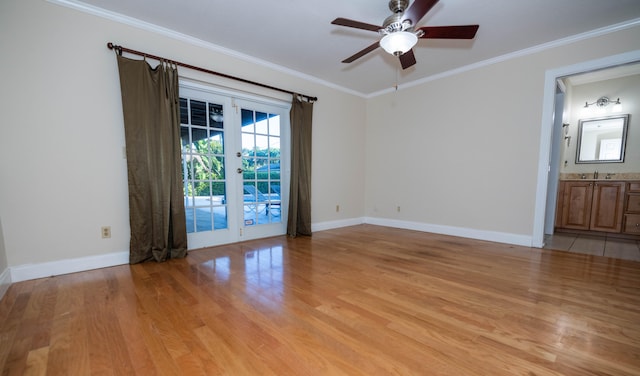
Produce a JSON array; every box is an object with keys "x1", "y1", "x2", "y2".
[{"x1": 576, "y1": 114, "x2": 629, "y2": 164}]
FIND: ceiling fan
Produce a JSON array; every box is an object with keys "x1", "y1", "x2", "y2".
[{"x1": 331, "y1": 0, "x2": 479, "y2": 69}]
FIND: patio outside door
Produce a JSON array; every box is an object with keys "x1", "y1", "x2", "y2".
[{"x1": 180, "y1": 83, "x2": 289, "y2": 249}]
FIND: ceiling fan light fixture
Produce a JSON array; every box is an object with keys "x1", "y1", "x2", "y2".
[{"x1": 380, "y1": 31, "x2": 417, "y2": 56}]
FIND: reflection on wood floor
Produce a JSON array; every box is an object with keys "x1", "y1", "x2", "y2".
[{"x1": 2, "y1": 224, "x2": 640, "y2": 375}]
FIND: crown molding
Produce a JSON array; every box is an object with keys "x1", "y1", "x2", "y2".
[
  {"x1": 47, "y1": 0, "x2": 639, "y2": 99},
  {"x1": 367, "y1": 17, "x2": 640, "y2": 98},
  {"x1": 46, "y1": 0, "x2": 366, "y2": 98}
]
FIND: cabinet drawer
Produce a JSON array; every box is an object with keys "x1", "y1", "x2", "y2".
[
  {"x1": 623, "y1": 214, "x2": 640, "y2": 234},
  {"x1": 630, "y1": 182, "x2": 640, "y2": 192},
  {"x1": 627, "y1": 194, "x2": 640, "y2": 213}
]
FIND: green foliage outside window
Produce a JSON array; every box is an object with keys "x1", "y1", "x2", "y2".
[{"x1": 183, "y1": 138, "x2": 280, "y2": 197}]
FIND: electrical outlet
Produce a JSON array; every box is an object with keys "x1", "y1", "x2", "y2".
[
  {"x1": 101, "y1": 226, "x2": 111, "y2": 239},
  {"x1": 397, "y1": 206, "x2": 401, "y2": 212},
  {"x1": 336, "y1": 204, "x2": 340, "y2": 212}
]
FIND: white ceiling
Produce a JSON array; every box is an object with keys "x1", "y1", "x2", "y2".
[{"x1": 68, "y1": 0, "x2": 640, "y2": 96}]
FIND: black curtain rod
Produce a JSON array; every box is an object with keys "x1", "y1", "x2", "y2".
[{"x1": 107, "y1": 42, "x2": 317, "y2": 103}]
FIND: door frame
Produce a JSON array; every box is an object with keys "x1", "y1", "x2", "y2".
[
  {"x1": 234, "y1": 97, "x2": 291, "y2": 242},
  {"x1": 533, "y1": 49, "x2": 640, "y2": 248},
  {"x1": 543, "y1": 89, "x2": 565, "y2": 235},
  {"x1": 179, "y1": 78, "x2": 291, "y2": 249}
]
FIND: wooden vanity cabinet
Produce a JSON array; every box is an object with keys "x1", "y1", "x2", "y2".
[
  {"x1": 559, "y1": 181, "x2": 593, "y2": 230},
  {"x1": 590, "y1": 181, "x2": 626, "y2": 232},
  {"x1": 557, "y1": 181, "x2": 626, "y2": 233},
  {"x1": 623, "y1": 183, "x2": 640, "y2": 235}
]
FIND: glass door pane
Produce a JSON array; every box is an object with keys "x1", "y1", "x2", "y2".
[
  {"x1": 237, "y1": 101, "x2": 288, "y2": 241},
  {"x1": 241, "y1": 109, "x2": 281, "y2": 226},
  {"x1": 179, "y1": 86, "x2": 237, "y2": 249}
]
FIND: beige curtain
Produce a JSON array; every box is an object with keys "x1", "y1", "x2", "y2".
[
  {"x1": 287, "y1": 95, "x2": 314, "y2": 236},
  {"x1": 116, "y1": 55, "x2": 187, "y2": 263}
]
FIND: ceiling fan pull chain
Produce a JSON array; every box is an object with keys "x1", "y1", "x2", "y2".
[{"x1": 394, "y1": 66, "x2": 399, "y2": 91}]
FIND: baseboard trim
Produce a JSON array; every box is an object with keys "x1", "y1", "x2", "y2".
[
  {"x1": 7, "y1": 219, "x2": 533, "y2": 284},
  {"x1": 312, "y1": 217, "x2": 365, "y2": 232},
  {"x1": 363, "y1": 217, "x2": 534, "y2": 247},
  {"x1": 0, "y1": 267, "x2": 11, "y2": 302},
  {"x1": 10, "y1": 251, "x2": 129, "y2": 283},
  {"x1": 311, "y1": 216, "x2": 533, "y2": 247}
]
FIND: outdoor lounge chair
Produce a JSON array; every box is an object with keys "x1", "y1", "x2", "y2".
[{"x1": 243, "y1": 185, "x2": 281, "y2": 214}]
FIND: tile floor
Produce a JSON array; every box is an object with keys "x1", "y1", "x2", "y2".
[{"x1": 544, "y1": 233, "x2": 640, "y2": 262}]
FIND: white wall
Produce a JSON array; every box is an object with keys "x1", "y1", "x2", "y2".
[
  {"x1": 365, "y1": 25, "x2": 640, "y2": 242},
  {"x1": 561, "y1": 74, "x2": 640, "y2": 174},
  {"x1": 0, "y1": 0, "x2": 366, "y2": 270}
]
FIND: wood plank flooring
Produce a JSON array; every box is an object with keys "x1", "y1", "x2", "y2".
[{"x1": 1, "y1": 224, "x2": 640, "y2": 375}]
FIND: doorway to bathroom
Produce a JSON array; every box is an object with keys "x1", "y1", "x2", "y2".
[{"x1": 534, "y1": 51, "x2": 640, "y2": 248}]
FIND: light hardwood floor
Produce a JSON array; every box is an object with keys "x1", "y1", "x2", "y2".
[{"x1": 1, "y1": 224, "x2": 640, "y2": 375}]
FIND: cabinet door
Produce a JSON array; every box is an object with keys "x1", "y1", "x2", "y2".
[
  {"x1": 623, "y1": 214, "x2": 640, "y2": 234},
  {"x1": 626, "y1": 194, "x2": 640, "y2": 213},
  {"x1": 590, "y1": 182, "x2": 626, "y2": 233},
  {"x1": 561, "y1": 182, "x2": 593, "y2": 230}
]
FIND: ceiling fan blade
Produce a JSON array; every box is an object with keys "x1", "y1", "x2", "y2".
[
  {"x1": 401, "y1": 0, "x2": 439, "y2": 26},
  {"x1": 399, "y1": 49, "x2": 417, "y2": 69},
  {"x1": 341, "y1": 41, "x2": 381, "y2": 63},
  {"x1": 417, "y1": 25, "x2": 479, "y2": 39},
  {"x1": 331, "y1": 17, "x2": 381, "y2": 32}
]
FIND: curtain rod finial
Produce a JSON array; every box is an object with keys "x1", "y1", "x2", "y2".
[{"x1": 107, "y1": 42, "x2": 123, "y2": 56}]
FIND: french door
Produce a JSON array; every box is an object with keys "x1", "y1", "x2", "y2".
[{"x1": 179, "y1": 82, "x2": 289, "y2": 249}]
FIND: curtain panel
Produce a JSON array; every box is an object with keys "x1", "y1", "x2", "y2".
[
  {"x1": 287, "y1": 96, "x2": 314, "y2": 237},
  {"x1": 116, "y1": 55, "x2": 187, "y2": 263}
]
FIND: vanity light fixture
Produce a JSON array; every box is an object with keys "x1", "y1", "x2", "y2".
[{"x1": 583, "y1": 96, "x2": 621, "y2": 109}]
